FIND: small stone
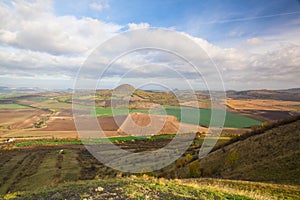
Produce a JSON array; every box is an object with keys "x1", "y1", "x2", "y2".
[{"x1": 95, "y1": 186, "x2": 104, "y2": 192}]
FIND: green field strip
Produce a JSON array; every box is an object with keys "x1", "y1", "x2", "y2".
[
  {"x1": 0, "y1": 104, "x2": 32, "y2": 109},
  {"x1": 0, "y1": 152, "x2": 32, "y2": 194},
  {"x1": 60, "y1": 150, "x2": 81, "y2": 182},
  {"x1": 11, "y1": 152, "x2": 58, "y2": 192},
  {"x1": 15, "y1": 139, "x2": 83, "y2": 147},
  {"x1": 8, "y1": 152, "x2": 46, "y2": 193}
]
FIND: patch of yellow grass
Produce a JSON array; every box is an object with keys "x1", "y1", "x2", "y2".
[{"x1": 227, "y1": 99, "x2": 300, "y2": 111}]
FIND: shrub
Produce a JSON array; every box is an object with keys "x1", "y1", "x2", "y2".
[
  {"x1": 261, "y1": 121, "x2": 269, "y2": 128},
  {"x1": 185, "y1": 153, "x2": 192, "y2": 162},
  {"x1": 225, "y1": 150, "x2": 239, "y2": 168},
  {"x1": 175, "y1": 159, "x2": 186, "y2": 168},
  {"x1": 189, "y1": 161, "x2": 201, "y2": 177}
]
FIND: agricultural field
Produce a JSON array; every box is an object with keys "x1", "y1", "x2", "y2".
[
  {"x1": 0, "y1": 135, "x2": 229, "y2": 194},
  {"x1": 2, "y1": 88, "x2": 300, "y2": 141},
  {"x1": 226, "y1": 99, "x2": 300, "y2": 122},
  {"x1": 226, "y1": 99, "x2": 300, "y2": 112},
  {"x1": 160, "y1": 107, "x2": 261, "y2": 128},
  {"x1": 0, "y1": 88, "x2": 299, "y2": 199},
  {"x1": 0, "y1": 108, "x2": 51, "y2": 130},
  {"x1": 0, "y1": 104, "x2": 31, "y2": 109},
  {"x1": 92, "y1": 106, "x2": 261, "y2": 128},
  {"x1": 0, "y1": 132, "x2": 299, "y2": 199},
  {"x1": 92, "y1": 106, "x2": 149, "y2": 117},
  {"x1": 0, "y1": 91, "x2": 252, "y2": 141},
  {"x1": 2, "y1": 86, "x2": 300, "y2": 142}
]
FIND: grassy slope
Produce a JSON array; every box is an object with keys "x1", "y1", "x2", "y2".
[
  {"x1": 195, "y1": 119, "x2": 300, "y2": 185},
  {"x1": 3, "y1": 176, "x2": 300, "y2": 200}
]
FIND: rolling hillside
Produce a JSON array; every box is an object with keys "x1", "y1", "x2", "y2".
[
  {"x1": 189, "y1": 117, "x2": 300, "y2": 185},
  {"x1": 2, "y1": 176, "x2": 299, "y2": 200}
]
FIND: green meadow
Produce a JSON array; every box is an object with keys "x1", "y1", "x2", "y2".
[{"x1": 91, "y1": 106, "x2": 261, "y2": 128}]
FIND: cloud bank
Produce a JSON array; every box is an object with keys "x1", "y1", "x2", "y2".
[{"x1": 0, "y1": 0, "x2": 299, "y2": 90}]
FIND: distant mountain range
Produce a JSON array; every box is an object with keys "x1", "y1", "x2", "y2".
[
  {"x1": 0, "y1": 86, "x2": 72, "y2": 93},
  {"x1": 1, "y1": 86, "x2": 299, "y2": 101},
  {"x1": 227, "y1": 88, "x2": 300, "y2": 101},
  {"x1": 0, "y1": 86, "x2": 45, "y2": 93}
]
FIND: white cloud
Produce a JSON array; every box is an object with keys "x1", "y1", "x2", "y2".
[
  {"x1": 0, "y1": 1, "x2": 299, "y2": 90},
  {"x1": 0, "y1": 0, "x2": 121, "y2": 55},
  {"x1": 246, "y1": 37, "x2": 264, "y2": 45},
  {"x1": 89, "y1": 0, "x2": 110, "y2": 11},
  {"x1": 0, "y1": 0, "x2": 121, "y2": 87},
  {"x1": 0, "y1": 47, "x2": 84, "y2": 76},
  {"x1": 128, "y1": 23, "x2": 150, "y2": 30}
]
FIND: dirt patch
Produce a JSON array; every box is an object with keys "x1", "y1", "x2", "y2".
[
  {"x1": 240, "y1": 110, "x2": 295, "y2": 121},
  {"x1": 0, "y1": 109, "x2": 51, "y2": 129},
  {"x1": 40, "y1": 118, "x2": 76, "y2": 131},
  {"x1": 39, "y1": 115, "x2": 127, "y2": 132},
  {"x1": 117, "y1": 113, "x2": 207, "y2": 136},
  {"x1": 98, "y1": 115, "x2": 127, "y2": 131},
  {"x1": 55, "y1": 109, "x2": 73, "y2": 117}
]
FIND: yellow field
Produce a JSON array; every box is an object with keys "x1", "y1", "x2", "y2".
[{"x1": 227, "y1": 99, "x2": 300, "y2": 111}]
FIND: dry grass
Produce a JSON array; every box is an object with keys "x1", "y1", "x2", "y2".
[
  {"x1": 2, "y1": 176, "x2": 299, "y2": 199},
  {"x1": 227, "y1": 99, "x2": 300, "y2": 111},
  {"x1": 197, "y1": 118, "x2": 300, "y2": 185},
  {"x1": 181, "y1": 178, "x2": 300, "y2": 200}
]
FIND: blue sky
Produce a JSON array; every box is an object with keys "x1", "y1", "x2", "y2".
[
  {"x1": 54, "y1": 0, "x2": 300, "y2": 45},
  {"x1": 0, "y1": 0, "x2": 300, "y2": 90}
]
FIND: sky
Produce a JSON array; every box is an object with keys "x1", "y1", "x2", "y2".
[{"x1": 0, "y1": 0, "x2": 300, "y2": 90}]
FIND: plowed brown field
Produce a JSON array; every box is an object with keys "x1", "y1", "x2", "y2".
[{"x1": 0, "y1": 109, "x2": 51, "y2": 129}]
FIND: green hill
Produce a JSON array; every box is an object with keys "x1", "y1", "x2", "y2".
[{"x1": 188, "y1": 116, "x2": 300, "y2": 185}]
